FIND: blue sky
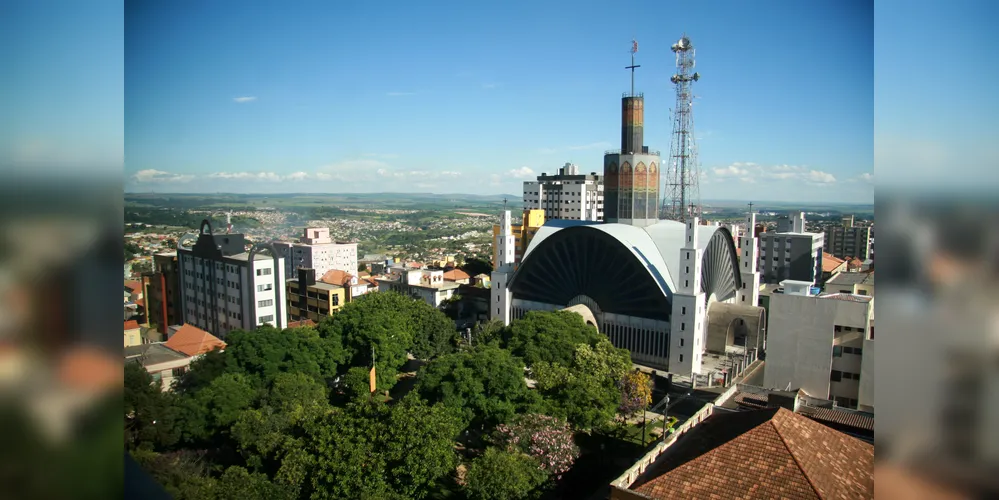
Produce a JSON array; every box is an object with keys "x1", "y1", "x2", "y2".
[
  {"x1": 122, "y1": 0, "x2": 875, "y2": 202},
  {"x1": 0, "y1": 1, "x2": 123, "y2": 178}
]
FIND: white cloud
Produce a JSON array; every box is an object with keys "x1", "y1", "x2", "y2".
[
  {"x1": 386, "y1": 92, "x2": 416, "y2": 96},
  {"x1": 208, "y1": 171, "x2": 282, "y2": 181},
  {"x1": 712, "y1": 165, "x2": 750, "y2": 177},
  {"x1": 233, "y1": 96, "x2": 257, "y2": 103},
  {"x1": 803, "y1": 170, "x2": 836, "y2": 184},
  {"x1": 708, "y1": 162, "x2": 837, "y2": 185},
  {"x1": 132, "y1": 169, "x2": 195, "y2": 183},
  {"x1": 507, "y1": 166, "x2": 535, "y2": 179},
  {"x1": 858, "y1": 172, "x2": 873, "y2": 183},
  {"x1": 286, "y1": 171, "x2": 309, "y2": 181}
]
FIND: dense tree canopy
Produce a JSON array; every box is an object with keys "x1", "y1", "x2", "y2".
[
  {"x1": 416, "y1": 344, "x2": 541, "y2": 429},
  {"x1": 316, "y1": 291, "x2": 457, "y2": 383},
  {"x1": 505, "y1": 311, "x2": 602, "y2": 367},
  {"x1": 300, "y1": 396, "x2": 463, "y2": 500},
  {"x1": 126, "y1": 298, "x2": 642, "y2": 499},
  {"x1": 531, "y1": 339, "x2": 632, "y2": 431},
  {"x1": 463, "y1": 447, "x2": 548, "y2": 500},
  {"x1": 223, "y1": 326, "x2": 345, "y2": 389}
]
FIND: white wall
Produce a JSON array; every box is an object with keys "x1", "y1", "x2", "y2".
[
  {"x1": 764, "y1": 293, "x2": 872, "y2": 400},
  {"x1": 858, "y1": 338, "x2": 875, "y2": 411}
]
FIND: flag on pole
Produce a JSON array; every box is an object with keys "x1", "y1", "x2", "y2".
[
  {"x1": 632, "y1": 39, "x2": 638, "y2": 54},
  {"x1": 369, "y1": 365, "x2": 377, "y2": 393}
]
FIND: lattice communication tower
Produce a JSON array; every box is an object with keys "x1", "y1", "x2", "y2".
[{"x1": 661, "y1": 34, "x2": 702, "y2": 222}]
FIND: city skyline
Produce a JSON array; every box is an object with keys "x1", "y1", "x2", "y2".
[{"x1": 122, "y1": 1, "x2": 873, "y2": 202}]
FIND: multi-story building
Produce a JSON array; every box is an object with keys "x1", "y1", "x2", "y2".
[
  {"x1": 758, "y1": 212, "x2": 824, "y2": 285},
  {"x1": 491, "y1": 209, "x2": 545, "y2": 270},
  {"x1": 522, "y1": 163, "x2": 604, "y2": 222},
  {"x1": 824, "y1": 215, "x2": 872, "y2": 260},
  {"x1": 286, "y1": 268, "x2": 347, "y2": 324},
  {"x1": 178, "y1": 223, "x2": 287, "y2": 337},
  {"x1": 378, "y1": 266, "x2": 460, "y2": 308},
  {"x1": 273, "y1": 227, "x2": 358, "y2": 279},
  {"x1": 144, "y1": 252, "x2": 182, "y2": 331},
  {"x1": 764, "y1": 280, "x2": 874, "y2": 411}
]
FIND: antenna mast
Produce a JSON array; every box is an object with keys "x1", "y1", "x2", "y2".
[{"x1": 661, "y1": 34, "x2": 702, "y2": 222}]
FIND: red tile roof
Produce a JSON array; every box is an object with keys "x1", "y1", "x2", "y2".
[
  {"x1": 164, "y1": 324, "x2": 226, "y2": 357},
  {"x1": 124, "y1": 320, "x2": 141, "y2": 331},
  {"x1": 443, "y1": 269, "x2": 471, "y2": 281},
  {"x1": 124, "y1": 280, "x2": 142, "y2": 293},
  {"x1": 135, "y1": 298, "x2": 145, "y2": 308},
  {"x1": 632, "y1": 407, "x2": 873, "y2": 499},
  {"x1": 821, "y1": 252, "x2": 845, "y2": 273},
  {"x1": 319, "y1": 269, "x2": 353, "y2": 286},
  {"x1": 797, "y1": 406, "x2": 875, "y2": 432}
]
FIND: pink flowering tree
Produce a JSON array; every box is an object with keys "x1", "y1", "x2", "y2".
[
  {"x1": 617, "y1": 370, "x2": 653, "y2": 419},
  {"x1": 492, "y1": 413, "x2": 580, "y2": 478}
]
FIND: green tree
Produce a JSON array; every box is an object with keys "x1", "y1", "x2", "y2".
[
  {"x1": 124, "y1": 361, "x2": 181, "y2": 450},
  {"x1": 416, "y1": 344, "x2": 540, "y2": 429},
  {"x1": 381, "y1": 394, "x2": 464, "y2": 499},
  {"x1": 223, "y1": 326, "x2": 345, "y2": 389},
  {"x1": 340, "y1": 366, "x2": 376, "y2": 401},
  {"x1": 208, "y1": 466, "x2": 298, "y2": 500},
  {"x1": 405, "y1": 298, "x2": 459, "y2": 360},
  {"x1": 471, "y1": 319, "x2": 507, "y2": 347},
  {"x1": 506, "y1": 311, "x2": 601, "y2": 367},
  {"x1": 178, "y1": 372, "x2": 257, "y2": 445},
  {"x1": 317, "y1": 292, "x2": 416, "y2": 379},
  {"x1": 463, "y1": 447, "x2": 548, "y2": 500},
  {"x1": 533, "y1": 339, "x2": 632, "y2": 431}
]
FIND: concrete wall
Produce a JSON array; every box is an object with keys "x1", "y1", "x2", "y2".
[
  {"x1": 763, "y1": 293, "x2": 871, "y2": 399},
  {"x1": 859, "y1": 338, "x2": 875, "y2": 411}
]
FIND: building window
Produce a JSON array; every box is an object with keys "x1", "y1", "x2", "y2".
[
  {"x1": 834, "y1": 325, "x2": 842, "y2": 332},
  {"x1": 332, "y1": 295, "x2": 340, "y2": 306},
  {"x1": 171, "y1": 367, "x2": 187, "y2": 378},
  {"x1": 833, "y1": 346, "x2": 843, "y2": 357},
  {"x1": 681, "y1": 322, "x2": 685, "y2": 331},
  {"x1": 679, "y1": 338, "x2": 684, "y2": 347},
  {"x1": 258, "y1": 283, "x2": 273, "y2": 292},
  {"x1": 843, "y1": 346, "x2": 854, "y2": 354},
  {"x1": 258, "y1": 299, "x2": 273, "y2": 307},
  {"x1": 256, "y1": 268, "x2": 272, "y2": 276},
  {"x1": 679, "y1": 354, "x2": 683, "y2": 363},
  {"x1": 681, "y1": 306, "x2": 686, "y2": 315},
  {"x1": 830, "y1": 370, "x2": 842, "y2": 382},
  {"x1": 259, "y1": 314, "x2": 274, "y2": 324}
]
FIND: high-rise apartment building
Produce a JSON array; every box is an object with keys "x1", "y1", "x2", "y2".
[
  {"x1": 823, "y1": 215, "x2": 871, "y2": 260},
  {"x1": 523, "y1": 163, "x2": 604, "y2": 221},
  {"x1": 491, "y1": 209, "x2": 545, "y2": 270},
  {"x1": 273, "y1": 227, "x2": 358, "y2": 278},
  {"x1": 758, "y1": 212, "x2": 824, "y2": 285},
  {"x1": 178, "y1": 222, "x2": 287, "y2": 337}
]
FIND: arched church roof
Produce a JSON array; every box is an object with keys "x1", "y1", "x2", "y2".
[{"x1": 510, "y1": 220, "x2": 741, "y2": 321}]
